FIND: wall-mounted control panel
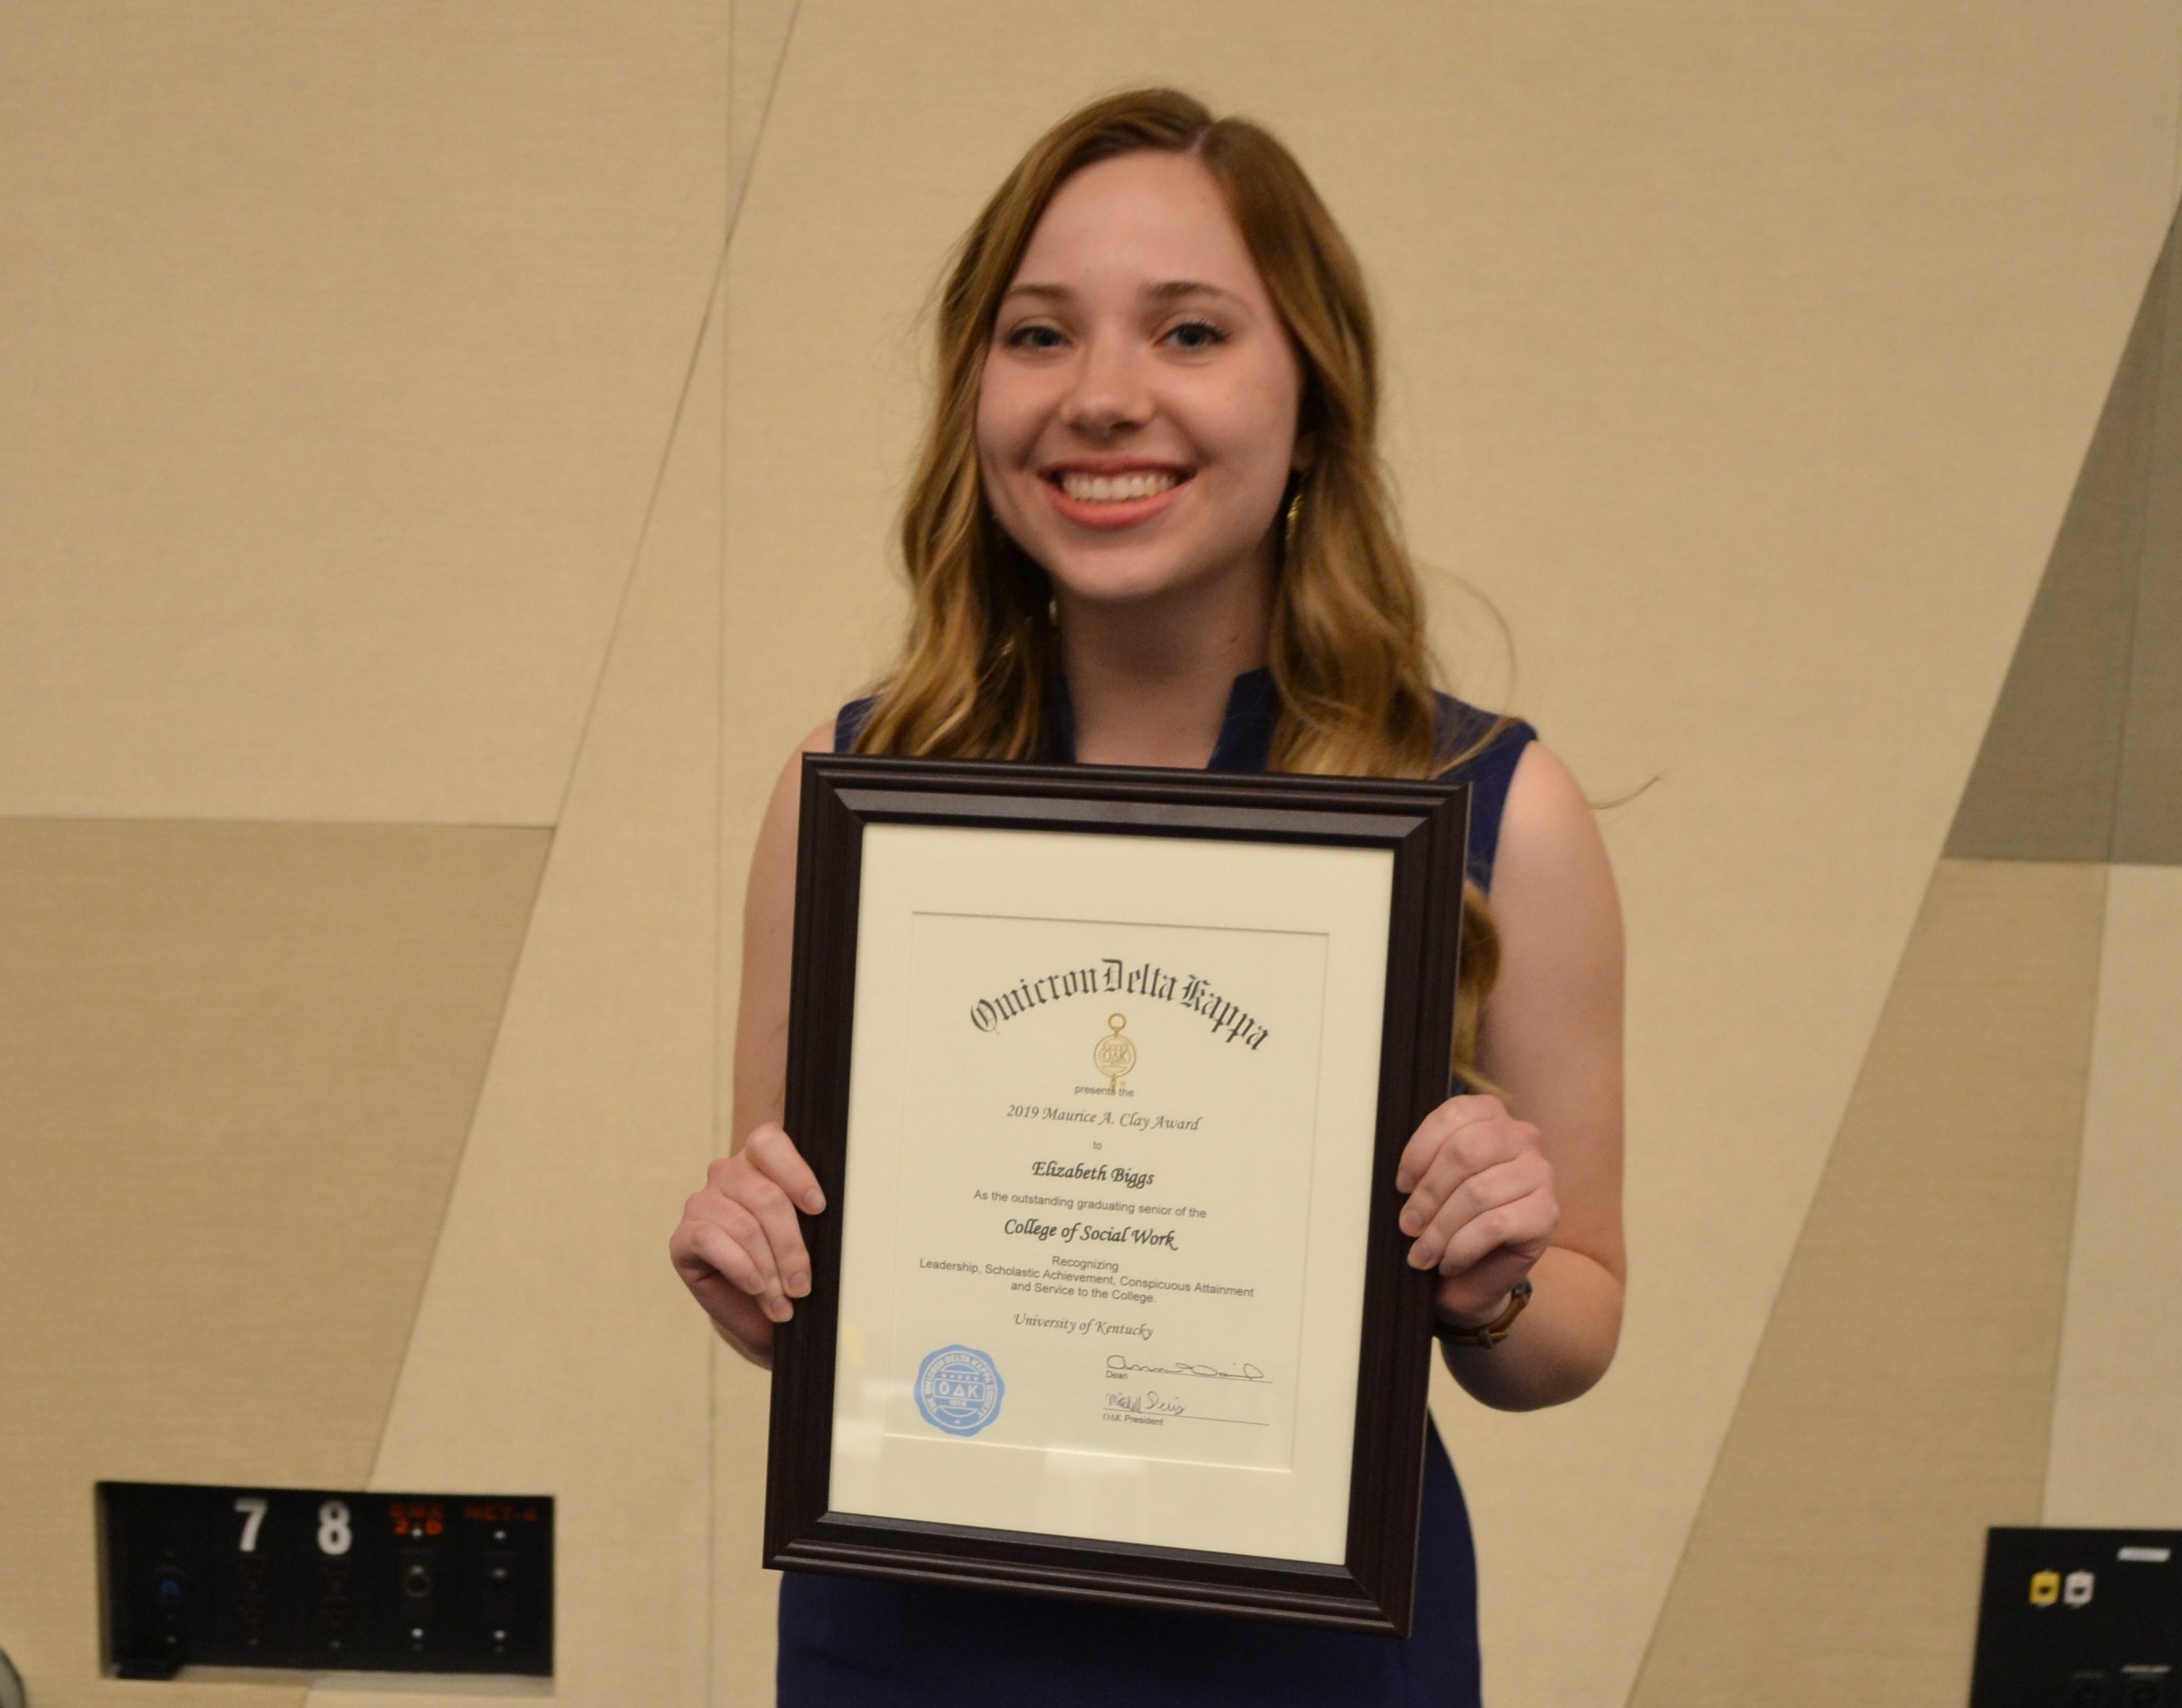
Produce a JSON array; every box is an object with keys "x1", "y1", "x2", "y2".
[
  {"x1": 98, "y1": 1481, "x2": 552, "y2": 1680},
  {"x1": 1972, "y1": 1528, "x2": 2178, "y2": 1707}
]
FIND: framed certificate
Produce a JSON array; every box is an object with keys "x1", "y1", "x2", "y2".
[{"x1": 762, "y1": 754, "x2": 1469, "y2": 1635}]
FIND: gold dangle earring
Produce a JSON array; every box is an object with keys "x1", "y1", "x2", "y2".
[{"x1": 1283, "y1": 486, "x2": 1305, "y2": 558}]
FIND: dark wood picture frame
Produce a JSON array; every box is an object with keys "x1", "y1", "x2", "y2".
[{"x1": 762, "y1": 754, "x2": 1470, "y2": 1636}]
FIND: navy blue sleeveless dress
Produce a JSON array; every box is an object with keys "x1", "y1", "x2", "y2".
[{"x1": 782, "y1": 669, "x2": 1536, "y2": 1708}]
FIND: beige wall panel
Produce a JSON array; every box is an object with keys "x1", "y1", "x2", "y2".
[
  {"x1": 711, "y1": 9, "x2": 799, "y2": 1679},
  {"x1": 728, "y1": 0, "x2": 800, "y2": 234},
  {"x1": 302, "y1": 290, "x2": 724, "y2": 1708},
  {"x1": 713, "y1": 4, "x2": 2182, "y2": 1702},
  {"x1": 2116, "y1": 225, "x2": 2182, "y2": 865},
  {"x1": 0, "y1": 819, "x2": 545, "y2": 1707},
  {"x1": 1630, "y1": 858, "x2": 2106, "y2": 1707},
  {"x1": 709, "y1": 1338, "x2": 775, "y2": 1704},
  {"x1": 1946, "y1": 225, "x2": 2165, "y2": 862},
  {"x1": 2045, "y1": 865, "x2": 2182, "y2": 1526},
  {"x1": 0, "y1": 2, "x2": 728, "y2": 824},
  {"x1": 2119, "y1": 497, "x2": 2182, "y2": 864}
]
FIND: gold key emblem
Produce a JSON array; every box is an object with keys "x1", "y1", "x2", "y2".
[{"x1": 1093, "y1": 1013, "x2": 1137, "y2": 1087}]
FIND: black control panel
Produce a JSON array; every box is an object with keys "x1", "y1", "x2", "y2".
[
  {"x1": 1972, "y1": 1528, "x2": 2179, "y2": 1707},
  {"x1": 98, "y1": 1481, "x2": 552, "y2": 1679}
]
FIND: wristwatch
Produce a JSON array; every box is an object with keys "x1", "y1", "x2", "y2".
[{"x1": 1433, "y1": 1276, "x2": 1532, "y2": 1350}]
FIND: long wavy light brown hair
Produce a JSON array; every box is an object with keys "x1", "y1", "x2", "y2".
[{"x1": 853, "y1": 86, "x2": 1508, "y2": 1081}]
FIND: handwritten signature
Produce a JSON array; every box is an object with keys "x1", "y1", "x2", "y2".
[
  {"x1": 1104, "y1": 1355, "x2": 1268, "y2": 1384},
  {"x1": 1105, "y1": 1390, "x2": 1188, "y2": 1417}
]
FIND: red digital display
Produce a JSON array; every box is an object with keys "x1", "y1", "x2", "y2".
[
  {"x1": 461, "y1": 1501, "x2": 541, "y2": 1525},
  {"x1": 388, "y1": 1500, "x2": 444, "y2": 1537}
]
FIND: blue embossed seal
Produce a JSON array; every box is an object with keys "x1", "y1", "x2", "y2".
[{"x1": 915, "y1": 1344, "x2": 1004, "y2": 1437}]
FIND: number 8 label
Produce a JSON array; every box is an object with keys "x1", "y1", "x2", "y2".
[{"x1": 317, "y1": 1499, "x2": 353, "y2": 1556}]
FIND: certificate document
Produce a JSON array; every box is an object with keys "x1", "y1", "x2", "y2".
[
  {"x1": 829, "y1": 823, "x2": 1394, "y2": 1564},
  {"x1": 765, "y1": 758, "x2": 1466, "y2": 1632}
]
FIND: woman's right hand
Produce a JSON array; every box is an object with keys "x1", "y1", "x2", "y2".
[{"x1": 669, "y1": 1123, "x2": 826, "y2": 1363}]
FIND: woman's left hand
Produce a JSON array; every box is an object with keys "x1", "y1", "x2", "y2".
[{"x1": 1395, "y1": 1093, "x2": 1560, "y2": 1327}]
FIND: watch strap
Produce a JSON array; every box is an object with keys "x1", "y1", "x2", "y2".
[{"x1": 1433, "y1": 1275, "x2": 1532, "y2": 1349}]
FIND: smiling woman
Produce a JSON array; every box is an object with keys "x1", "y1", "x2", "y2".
[
  {"x1": 670, "y1": 86, "x2": 1626, "y2": 1708},
  {"x1": 977, "y1": 151, "x2": 1304, "y2": 647}
]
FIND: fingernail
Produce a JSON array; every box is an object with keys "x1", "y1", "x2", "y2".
[
  {"x1": 769, "y1": 1297, "x2": 793, "y2": 1322},
  {"x1": 1394, "y1": 1173, "x2": 1413, "y2": 1193},
  {"x1": 789, "y1": 1271, "x2": 809, "y2": 1295},
  {"x1": 803, "y1": 1191, "x2": 826, "y2": 1214},
  {"x1": 1408, "y1": 1245, "x2": 1432, "y2": 1270},
  {"x1": 1398, "y1": 1211, "x2": 1418, "y2": 1234}
]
